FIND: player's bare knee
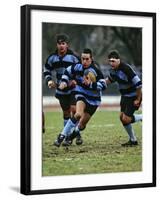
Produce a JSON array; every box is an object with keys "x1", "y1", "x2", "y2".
[
  {"x1": 121, "y1": 115, "x2": 132, "y2": 125},
  {"x1": 74, "y1": 112, "x2": 82, "y2": 120}
]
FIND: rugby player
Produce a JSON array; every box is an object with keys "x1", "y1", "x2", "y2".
[
  {"x1": 54, "y1": 48, "x2": 106, "y2": 147},
  {"x1": 106, "y1": 50, "x2": 142, "y2": 146},
  {"x1": 43, "y1": 34, "x2": 82, "y2": 142}
]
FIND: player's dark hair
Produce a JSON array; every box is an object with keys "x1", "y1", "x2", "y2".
[
  {"x1": 108, "y1": 50, "x2": 120, "y2": 59},
  {"x1": 82, "y1": 48, "x2": 93, "y2": 58},
  {"x1": 56, "y1": 34, "x2": 69, "y2": 44}
]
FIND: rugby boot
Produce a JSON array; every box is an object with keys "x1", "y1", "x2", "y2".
[
  {"x1": 62, "y1": 136, "x2": 72, "y2": 146},
  {"x1": 53, "y1": 134, "x2": 65, "y2": 147},
  {"x1": 121, "y1": 140, "x2": 138, "y2": 147}
]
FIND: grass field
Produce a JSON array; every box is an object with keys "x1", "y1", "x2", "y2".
[{"x1": 42, "y1": 110, "x2": 142, "y2": 176}]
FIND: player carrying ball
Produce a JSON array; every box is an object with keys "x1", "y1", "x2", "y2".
[{"x1": 54, "y1": 48, "x2": 106, "y2": 147}]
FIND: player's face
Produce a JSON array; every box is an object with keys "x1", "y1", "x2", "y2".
[
  {"x1": 57, "y1": 41, "x2": 68, "y2": 55},
  {"x1": 81, "y1": 53, "x2": 92, "y2": 68},
  {"x1": 108, "y1": 58, "x2": 120, "y2": 69}
]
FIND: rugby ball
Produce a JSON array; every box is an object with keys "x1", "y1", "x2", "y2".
[{"x1": 86, "y1": 71, "x2": 96, "y2": 82}]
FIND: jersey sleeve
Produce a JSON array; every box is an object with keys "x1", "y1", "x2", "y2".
[
  {"x1": 124, "y1": 65, "x2": 142, "y2": 88},
  {"x1": 61, "y1": 64, "x2": 76, "y2": 84},
  {"x1": 131, "y1": 75, "x2": 142, "y2": 88},
  {"x1": 73, "y1": 55, "x2": 80, "y2": 64},
  {"x1": 43, "y1": 56, "x2": 53, "y2": 83}
]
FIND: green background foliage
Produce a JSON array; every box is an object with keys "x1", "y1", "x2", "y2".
[
  {"x1": 42, "y1": 23, "x2": 142, "y2": 96},
  {"x1": 42, "y1": 23, "x2": 142, "y2": 66}
]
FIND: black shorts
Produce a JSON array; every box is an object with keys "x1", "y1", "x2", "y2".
[
  {"x1": 120, "y1": 96, "x2": 139, "y2": 117},
  {"x1": 56, "y1": 94, "x2": 76, "y2": 111},
  {"x1": 76, "y1": 97, "x2": 98, "y2": 116}
]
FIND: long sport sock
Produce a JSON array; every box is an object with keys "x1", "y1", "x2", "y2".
[
  {"x1": 61, "y1": 117, "x2": 78, "y2": 136},
  {"x1": 124, "y1": 124, "x2": 137, "y2": 142}
]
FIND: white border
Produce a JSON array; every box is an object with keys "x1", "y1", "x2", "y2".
[{"x1": 31, "y1": 9, "x2": 153, "y2": 190}]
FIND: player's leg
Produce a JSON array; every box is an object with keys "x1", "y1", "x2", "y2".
[
  {"x1": 78, "y1": 113, "x2": 91, "y2": 131},
  {"x1": 75, "y1": 112, "x2": 91, "y2": 145},
  {"x1": 65, "y1": 113, "x2": 90, "y2": 145},
  {"x1": 62, "y1": 109, "x2": 70, "y2": 125},
  {"x1": 61, "y1": 103, "x2": 75, "y2": 145},
  {"x1": 63, "y1": 104, "x2": 82, "y2": 146},
  {"x1": 54, "y1": 100, "x2": 86, "y2": 147},
  {"x1": 61, "y1": 100, "x2": 86, "y2": 136},
  {"x1": 120, "y1": 96, "x2": 140, "y2": 146},
  {"x1": 63, "y1": 110, "x2": 90, "y2": 146},
  {"x1": 70, "y1": 94, "x2": 82, "y2": 142},
  {"x1": 58, "y1": 96, "x2": 71, "y2": 127},
  {"x1": 68, "y1": 102, "x2": 98, "y2": 145},
  {"x1": 80, "y1": 101, "x2": 98, "y2": 130},
  {"x1": 120, "y1": 112, "x2": 138, "y2": 145},
  {"x1": 60, "y1": 93, "x2": 77, "y2": 146},
  {"x1": 53, "y1": 96, "x2": 71, "y2": 147},
  {"x1": 131, "y1": 113, "x2": 142, "y2": 123},
  {"x1": 62, "y1": 103, "x2": 77, "y2": 146}
]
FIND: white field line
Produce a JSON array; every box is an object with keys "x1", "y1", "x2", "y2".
[
  {"x1": 45, "y1": 124, "x2": 115, "y2": 130},
  {"x1": 43, "y1": 96, "x2": 121, "y2": 106}
]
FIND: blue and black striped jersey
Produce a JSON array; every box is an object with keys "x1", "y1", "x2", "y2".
[
  {"x1": 43, "y1": 49, "x2": 80, "y2": 97},
  {"x1": 108, "y1": 62, "x2": 142, "y2": 97},
  {"x1": 61, "y1": 64, "x2": 106, "y2": 106}
]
